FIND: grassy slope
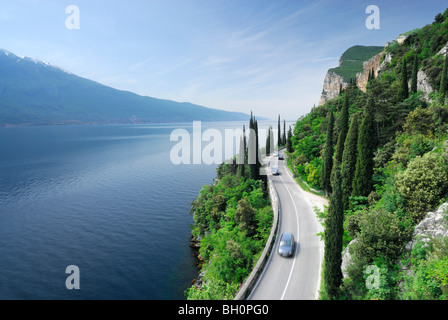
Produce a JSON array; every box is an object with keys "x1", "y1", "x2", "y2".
[{"x1": 329, "y1": 45, "x2": 384, "y2": 81}]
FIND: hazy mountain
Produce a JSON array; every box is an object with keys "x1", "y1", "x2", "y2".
[{"x1": 0, "y1": 49, "x2": 250, "y2": 126}]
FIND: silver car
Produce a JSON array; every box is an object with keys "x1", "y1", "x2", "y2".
[
  {"x1": 271, "y1": 166, "x2": 279, "y2": 175},
  {"x1": 278, "y1": 232, "x2": 295, "y2": 257}
]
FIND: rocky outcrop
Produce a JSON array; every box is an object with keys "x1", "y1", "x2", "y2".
[
  {"x1": 397, "y1": 35, "x2": 408, "y2": 44},
  {"x1": 189, "y1": 235, "x2": 202, "y2": 249},
  {"x1": 411, "y1": 69, "x2": 434, "y2": 101},
  {"x1": 405, "y1": 203, "x2": 448, "y2": 251},
  {"x1": 341, "y1": 203, "x2": 448, "y2": 278},
  {"x1": 365, "y1": 50, "x2": 433, "y2": 100},
  {"x1": 341, "y1": 239, "x2": 357, "y2": 279},
  {"x1": 437, "y1": 42, "x2": 448, "y2": 55},
  {"x1": 319, "y1": 71, "x2": 349, "y2": 105},
  {"x1": 192, "y1": 271, "x2": 205, "y2": 289},
  {"x1": 356, "y1": 51, "x2": 385, "y2": 92},
  {"x1": 190, "y1": 234, "x2": 206, "y2": 289},
  {"x1": 378, "y1": 52, "x2": 392, "y2": 73},
  {"x1": 385, "y1": 40, "x2": 397, "y2": 48}
]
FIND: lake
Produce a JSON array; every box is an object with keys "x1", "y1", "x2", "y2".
[{"x1": 0, "y1": 120, "x2": 291, "y2": 299}]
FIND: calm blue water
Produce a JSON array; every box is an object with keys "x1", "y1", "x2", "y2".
[{"x1": 0, "y1": 122, "x2": 250, "y2": 300}]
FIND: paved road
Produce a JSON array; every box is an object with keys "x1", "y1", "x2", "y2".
[{"x1": 249, "y1": 154, "x2": 323, "y2": 300}]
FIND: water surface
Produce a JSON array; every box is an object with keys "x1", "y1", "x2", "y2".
[{"x1": 0, "y1": 123, "x2": 230, "y2": 299}]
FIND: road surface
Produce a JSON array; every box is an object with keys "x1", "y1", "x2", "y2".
[{"x1": 249, "y1": 154, "x2": 323, "y2": 300}]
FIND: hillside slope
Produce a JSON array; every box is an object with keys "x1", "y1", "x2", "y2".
[{"x1": 290, "y1": 8, "x2": 448, "y2": 300}]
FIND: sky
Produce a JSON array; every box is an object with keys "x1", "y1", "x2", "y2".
[{"x1": 1, "y1": 1, "x2": 447, "y2": 120}]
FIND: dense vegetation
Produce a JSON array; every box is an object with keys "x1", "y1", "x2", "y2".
[
  {"x1": 185, "y1": 114, "x2": 278, "y2": 300},
  {"x1": 289, "y1": 9, "x2": 448, "y2": 300}
]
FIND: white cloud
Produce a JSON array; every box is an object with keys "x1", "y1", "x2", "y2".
[{"x1": 311, "y1": 56, "x2": 340, "y2": 63}]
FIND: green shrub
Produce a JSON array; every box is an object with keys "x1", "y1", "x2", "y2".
[
  {"x1": 400, "y1": 238, "x2": 448, "y2": 300},
  {"x1": 395, "y1": 152, "x2": 448, "y2": 222},
  {"x1": 342, "y1": 210, "x2": 412, "y2": 299},
  {"x1": 352, "y1": 209, "x2": 412, "y2": 261}
]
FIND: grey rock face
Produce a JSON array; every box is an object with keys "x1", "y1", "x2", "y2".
[
  {"x1": 319, "y1": 71, "x2": 348, "y2": 105},
  {"x1": 356, "y1": 52, "x2": 385, "y2": 93},
  {"x1": 405, "y1": 203, "x2": 448, "y2": 251},
  {"x1": 341, "y1": 239, "x2": 357, "y2": 279},
  {"x1": 416, "y1": 69, "x2": 434, "y2": 101}
]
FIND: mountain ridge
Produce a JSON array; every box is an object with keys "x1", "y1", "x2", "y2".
[{"x1": 0, "y1": 49, "x2": 251, "y2": 126}]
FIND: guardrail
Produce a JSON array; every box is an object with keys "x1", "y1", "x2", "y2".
[{"x1": 234, "y1": 175, "x2": 280, "y2": 300}]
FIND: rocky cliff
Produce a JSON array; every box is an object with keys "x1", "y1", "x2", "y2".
[
  {"x1": 355, "y1": 51, "x2": 385, "y2": 93},
  {"x1": 319, "y1": 45, "x2": 434, "y2": 103},
  {"x1": 405, "y1": 203, "x2": 448, "y2": 251},
  {"x1": 377, "y1": 51, "x2": 434, "y2": 101},
  {"x1": 318, "y1": 71, "x2": 349, "y2": 105},
  {"x1": 318, "y1": 35, "x2": 441, "y2": 105},
  {"x1": 413, "y1": 69, "x2": 434, "y2": 101},
  {"x1": 319, "y1": 45, "x2": 383, "y2": 105}
]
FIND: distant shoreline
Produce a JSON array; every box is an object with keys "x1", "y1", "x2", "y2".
[{"x1": 0, "y1": 119, "x2": 262, "y2": 128}]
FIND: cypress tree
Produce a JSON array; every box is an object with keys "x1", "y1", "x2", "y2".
[
  {"x1": 331, "y1": 94, "x2": 349, "y2": 189},
  {"x1": 340, "y1": 113, "x2": 360, "y2": 211},
  {"x1": 334, "y1": 94, "x2": 349, "y2": 163},
  {"x1": 255, "y1": 118, "x2": 261, "y2": 178},
  {"x1": 277, "y1": 115, "x2": 281, "y2": 147},
  {"x1": 321, "y1": 109, "x2": 334, "y2": 194},
  {"x1": 282, "y1": 120, "x2": 286, "y2": 146},
  {"x1": 440, "y1": 53, "x2": 448, "y2": 99},
  {"x1": 243, "y1": 125, "x2": 247, "y2": 162},
  {"x1": 237, "y1": 133, "x2": 246, "y2": 178},
  {"x1": 397, "y1": 58, "x2": 409, "y2": 102},
  {"x1": 411, "y1": 54, "x2": 418, "y2": 94},
  {"x1": 324, "y1": 160, "x2": 344, "y2": 299},
  {"x1": 248, "y1": 114, "x2": 253, "y2": 151},
  {"x1": 266, "y1": 125, "x2": 272, "y2": 156},
  {"x1": 352, "y1": 98, "x2": 377, "y2": 198},
  {"x1": 248, "y1": 113, "x2": 257, "y2": 180},
  {"x1": 286, "y1": 126, "x2": 293, "y2": 153}
]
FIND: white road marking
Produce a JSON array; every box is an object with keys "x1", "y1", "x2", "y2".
[
  {"x1": 249, "y1": 153, "x2": 320, "y2": 300},
  {"x1": 281, "y1": 158, "x2": 323, "y2": 299},
  {"x1": 279, "y1": 166, "x2": 300, "y2": 300}
]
